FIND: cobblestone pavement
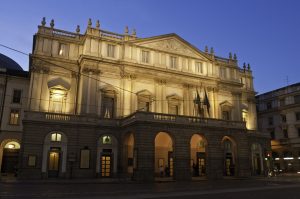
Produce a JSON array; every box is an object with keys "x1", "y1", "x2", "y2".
[{"x1": 0, "y1": 176, "x2": 300, "y2": 199}]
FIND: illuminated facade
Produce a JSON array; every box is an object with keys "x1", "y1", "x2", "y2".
[
  {"x1": 16, "y1": 18, "x2": 270, "y2": 181},
  {"x1": 257, "y1": 83, "x2": 300, "y2": 172}
]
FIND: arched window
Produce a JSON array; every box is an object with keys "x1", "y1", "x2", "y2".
[
  {"x1": 102, "y1": 135, "x2": 112, "y2": 145},
  {"x1": 51, "y1": 132, "x2": 62, "y2": 142}
]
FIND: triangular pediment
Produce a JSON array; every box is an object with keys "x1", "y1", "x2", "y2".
[{"x1": 133, "y1": 34, "x2": 209, "y2": 60}]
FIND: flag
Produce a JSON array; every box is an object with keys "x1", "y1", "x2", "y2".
[
  {"x1": 203, "y1": 88, "x2": 210, "y2": 117},
  {"x1": 194, "y1": 89, "x2": 202, "y2": 117}
]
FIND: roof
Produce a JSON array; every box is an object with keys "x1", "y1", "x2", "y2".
[{"x1": 0, "y1": 53, "x2": 24, "y2": 71}]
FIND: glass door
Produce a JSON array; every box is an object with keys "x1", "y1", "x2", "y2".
[
  {"x1": 48, "y1": 149, "x2": 60, "y2": 177},
  {"x1": 101, "y1": 154, "x2": 112, "y2": 177}
]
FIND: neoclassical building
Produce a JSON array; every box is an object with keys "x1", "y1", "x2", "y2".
[{"x1": 12, "y1": 18, "x2": 270, "y2": 181}]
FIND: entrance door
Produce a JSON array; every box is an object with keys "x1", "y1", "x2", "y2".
[
  {"x1": 48, "y1": 149, "x2": 60, "y2": 177},
  {"x1": 101, "y1": 153, "x2": 112, "y2": 177},
  {"x1": 197, "y1": 152, "x2": 206, "y2": 176},
  {"x1": 253, "y1": 153, "x2": 261, "y2": 175},
  {"x1": 225, "y1": 153, "x2": 234, "y2": 176},
  {"x1": 1, "y1": 148, "x2": 19, "y2": 174},
  {"x1": 168, "y1": 152, "x2": 174, "y2": 177}
]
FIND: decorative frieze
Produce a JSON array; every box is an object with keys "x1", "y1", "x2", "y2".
[{"x1": 31, "y1": 65, "x2": 50, "y2": 74}]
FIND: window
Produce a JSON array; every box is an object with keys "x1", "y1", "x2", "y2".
[
  {"x1": 298, "y1": 128, "x2": 300, "y2": 137},
  {"x1": 138, "y1": 101, "x2": 150, "y2": 112},
  {"x1": 195, "y1": 62, "x2": 203, "y2": 74},
  {"x1": 9, "y1": 109, "x2": 19, "y2": 125},
  {"x1": 51, "y1": 132, "x2": 62, "y2": 142},
  {"x1": 220, "y1": 67, "x2": 226, "y2": 79},
  {"x1": 266, "y1": 102, "x2": 272, "y2": 110},
  {"x1": 107, "y1": 44, "x2": 115, "y2": 58},
  {"x1": 283, "y1": 129, "x2": 288, "y2": 138},
  {"x1": 270, "y1": 131, "x2": 275, "y2": 140},
  {"x1": 102, "y1": 96, "x2": 115, "y2": 118},
  {"x1": 295, "y1": 112, "x2": 300, "y2": 121},
  {"x1": 12, "y1": 89, "x2": 22, "y2": 103},
  {"x1": 58, "y1": 43, "x2": 66, "y2": 56},
  {"x1": 268, "y1": 117, "x2": 273, "y2": 126},
  {"x1": 281, "y1": 114, "x2": 286, "y2": 123},
  {"x1": 169, "y1": 105, "x2": 179, "y2": 115},
  {"x1": 141, "y1": 50, "x2": 150, "y2": 63},
  {"x1": 222, "y1": 111, "x2": 230, "y2": 120},
  {"x1": 280, "y1": 98, "x2": 285, "y2": 106},
  {"x1": 294, "y1": 95, "x2": 300, "y2": 104},
  {"x1": 102, "y1": 136, "x2": 112, "y2": 144},
  {"x1": 170, "y1": 56, "x2": 177, "y2": 69}
]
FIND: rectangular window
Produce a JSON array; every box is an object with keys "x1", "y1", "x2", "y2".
[
  {"x1": 268, "y1": 117, "x2": 273, "y2": 125},
  {"x1": 270, "y1": 131, "x2": 275, "y2": 140},
  {"x1": 169, "y1": 105, "x2": 179, "y2": 115},
  {"x1": 12, "y1": 89, "x2": 22, "y2": 103},
  {"x1": 141, "y1": 50, "x2": 150, "y2": 63},
  {"x1": 283, "y1": 129, "x2": 288, "y2": 138},
  {"x1": 9, "y1": 109, "x2": 19, "y2": 125},
  {"x1": 266, "y1": 102, "x2": 272, "y2": 110},
  {"x1": 280, "y1": 98, "x2": 285, "y2": 106},
  {"x1": 195, "y1": 62, "x2": 203, "y2": 74},
  {"x1": 28, "y1": 155, "x2": 36, "y2": 167},
  {"x1": 281, "y1": 114, "x2": 286, "y2": 123},
  {"x1": 296, "y1": 112, "x2": 300, "y2": 121},
  {"x1": 220, "y1": 67, "x2": 226, "y2": 79},
  {"x1": 102, "y1": 96, "x2": 115, "y2": 118},
  {"x1": 170, "y1": 56, "x2": 177, "y2": 69},
  {"x1": 107, "y1": 44, "x2": 115, "y2": 58},
  {"x1": 58, "y1": 43, "x2": 66, "y2": 56},
  {"x1": 222, "y1": 111, "x2": 230, "y2": 120},
  {"x1": 294, "y1": 95, "x2": 300, "y2": 104}
]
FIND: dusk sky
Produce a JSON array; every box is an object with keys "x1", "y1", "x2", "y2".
[{"x1": 0, "y1": 0, "x2": 299, "y2": 94}]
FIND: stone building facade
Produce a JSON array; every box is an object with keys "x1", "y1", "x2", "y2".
[
  {"x1": 256, "y1": 83, "x2": 300, "y2": 173},
  {"x1": 0, "y1": 53, "x2": 29, "y2": 177},
  {"x1": 13, "y1": 18, "x2": 270, "y2": 181}
]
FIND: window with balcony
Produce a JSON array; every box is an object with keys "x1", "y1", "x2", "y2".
[
  {"x1": 9, "y1": 109, "x2": 20, "y2": 125},
  {"x1": 222, "y1": 111, "x2": 231, "y2": 120},
  {"x1": 12, "y1": 89, "x2": 22, "y2": 103},
  {"x1": 141, "y1": 50, "x2": 150, "y2": 63},
  {"x1": 195, "y1": 62, "x2": 203, "y2": 74},
  {"x1": 137, "y1": 90, "x2": 152, "y2": 112},
  {"x1": 102, "y1": 96, "x2": 115, "y2": 118},
  {"x1": 167, "y1": 94, "x2": 181, "y2": 115},
  {"x1": 107, "y1": 44, "x2": 115, "y2": 58},
  {"x1": 170, "y1": 56, "x2": 177, "y2": 69}
]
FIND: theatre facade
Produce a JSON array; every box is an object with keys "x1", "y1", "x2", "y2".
[{"x1": 17, "y1": 18, "x2": 270, "y2": 181}]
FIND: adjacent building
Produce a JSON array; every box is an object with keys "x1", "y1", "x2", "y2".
[
  {"x1": 0, "y1": 53, "x2": 29, "y2": 176},
  {"x1": 1, "y1": 18, "x2": 270, "y2": 181},
  {"x1": 256, "y1": 83, "x2": 300, "y2": 172}
]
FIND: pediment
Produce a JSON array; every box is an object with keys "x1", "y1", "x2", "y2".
[
  {"x1": 220, "y1": 100, "x2": 233, "y2": 107},
  {"x1": 134, "y1": 34, "x2": 209, "y2": 60},
  {"x1": 47, "y1": 78, "x2": 70, "y2": 90}
]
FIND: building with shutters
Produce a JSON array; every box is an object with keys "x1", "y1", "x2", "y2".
[{"x1": 1, "y1": 18, "x2": 270, "y2": 181}]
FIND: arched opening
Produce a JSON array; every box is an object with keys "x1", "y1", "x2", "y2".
[
  {"x1": 123, "y1": 133, "x2": 135, "y2": 176},
  {"x1": 0, "y1": 140, "x2": 20, "y2": 176},
  {"x1": 42, "y1": 131, "x2": 68, "y2": 178},
  {"x1": 222, "y1": 136, "x2": 237, "y2": 176},
  {"x1": 154, "y1": 132, "x2": 173, "y2": 178},
  {"x1": 190, "y1": 134, "x2": 207, "y2": 177},
  {"x1": 97, "y1": 134, "x2": 118, "y2": 177},
  {"x1": 251, "y1": 143, "x2": 263, "y2": 175}
]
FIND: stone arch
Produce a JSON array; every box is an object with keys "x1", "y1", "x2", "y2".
[
  {"x1": 221, "y1": 136, "x2": 237, "y2": 176},
  {"x1": 190, "y1": 134, "x2": 207, "y2": 176},
  {"x1": 154, "y1": 131, "x2": 174, "y2": 178},
  {"x1": 42, "y1": 131, "x2": 68, "y2": 178},
  {"x1": 0, "y1": 139, "x2": 21, "y2": 174},
  {"x1": 251, "y1": 143, "x2": 263, "y2": 175},
  {"x1": 96, "y1": 134, "x2": 118, "y2": 177}
]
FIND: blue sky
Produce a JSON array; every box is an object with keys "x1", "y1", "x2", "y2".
[{"x1": 0, "y1": 0, "x2": 299, "y2": 94}]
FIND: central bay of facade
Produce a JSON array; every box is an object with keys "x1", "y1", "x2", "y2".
[{"x1": 18, "y1": 19, "x2": 269, "y2": 181}]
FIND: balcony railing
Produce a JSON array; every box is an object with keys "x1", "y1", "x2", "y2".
[{"x1": 24, "y1": 111, "x2": 246, "y2": 129}]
